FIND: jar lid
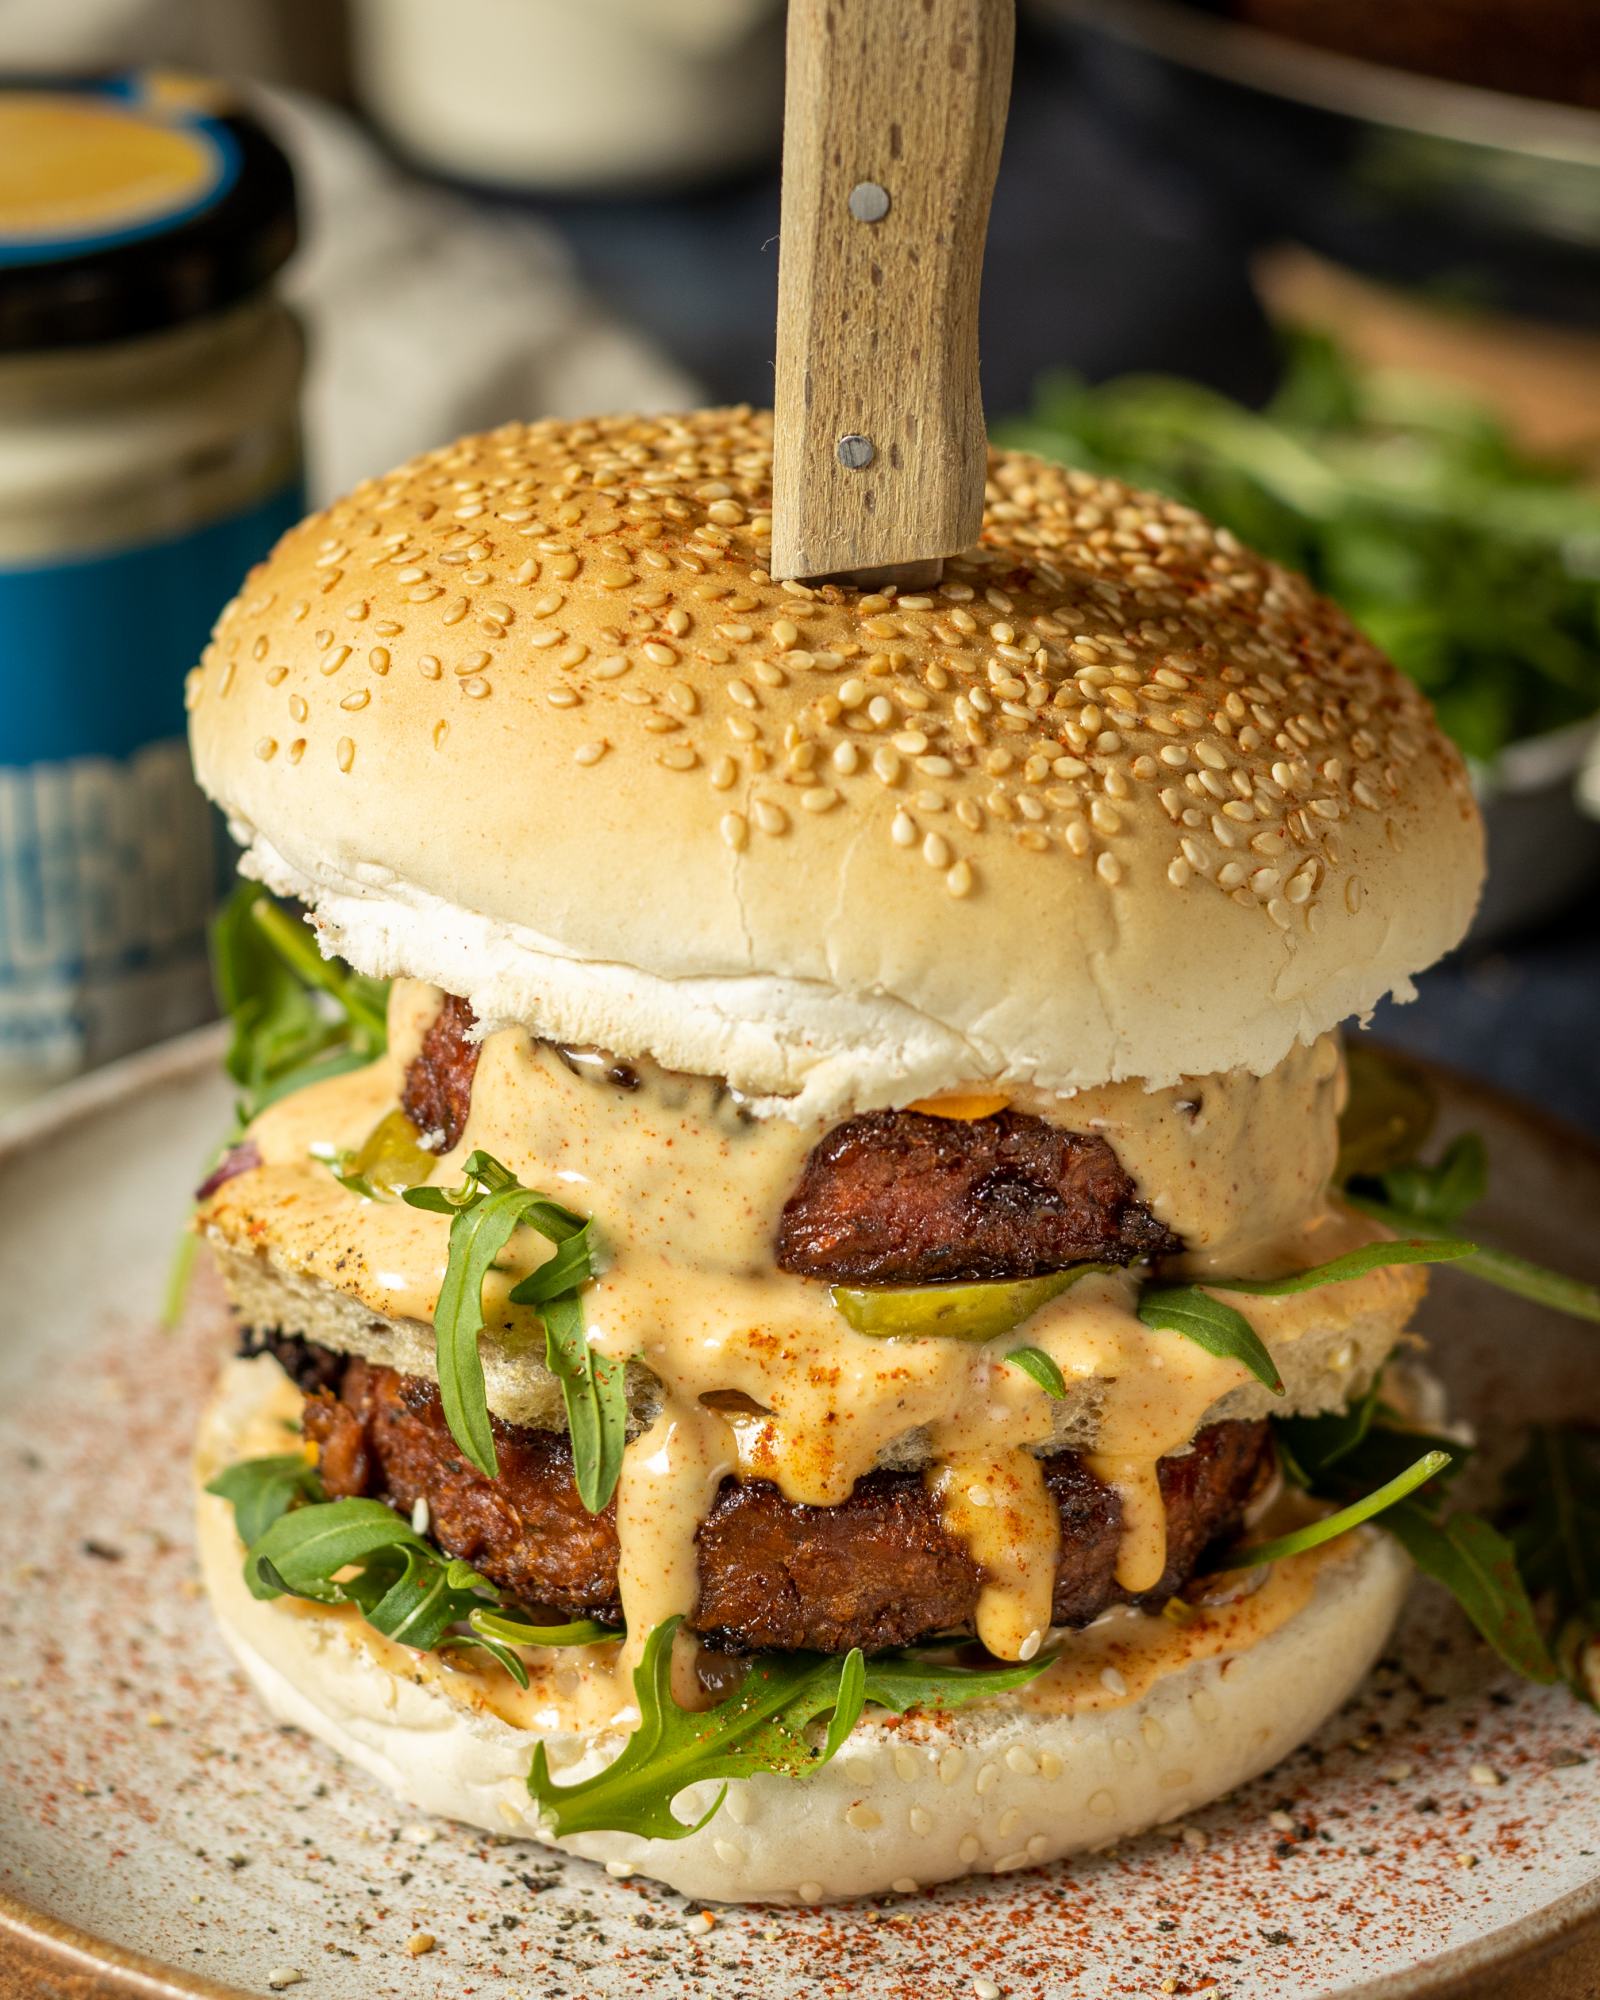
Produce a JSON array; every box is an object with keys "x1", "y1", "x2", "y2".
[{"x1": 0, "y1": 71, "x2": 297, "y2": 354}]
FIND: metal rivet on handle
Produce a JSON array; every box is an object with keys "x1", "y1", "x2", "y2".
[
  {"x1": 848, "y1": 180, "x2": 890, "y2": 223},
  {"x1": 837, "y1": 433, "x2": 875, "y2": 469}
]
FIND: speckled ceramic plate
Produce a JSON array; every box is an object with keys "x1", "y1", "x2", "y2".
[{"x1": 2, "y1": 1030, "x2": 1599, "y2": 2000}]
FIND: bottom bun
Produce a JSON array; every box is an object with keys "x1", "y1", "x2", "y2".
[{"x1": 196, "y1": 1355, "x2": 1411, "y2": 1904}]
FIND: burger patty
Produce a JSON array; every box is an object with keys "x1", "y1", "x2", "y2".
[
  {"x1": 399, "y1": 994, "x2": 1178, "y2": 1282},
  {"x1": 775, "y1": 1108, "x2": 1179, "y2": 1282},
  {"x1": 401, "y1": 992, "x2": 479, "y2": 1151},
  {"x1": 290, "y1": 1343, "x2": 1269, "y2": 1653}
]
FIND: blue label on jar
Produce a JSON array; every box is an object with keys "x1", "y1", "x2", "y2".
[{"x1": 0, "y1": 476, "x2": 303, "y2": 1084}]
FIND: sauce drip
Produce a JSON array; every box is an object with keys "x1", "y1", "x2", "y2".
[{"x1": 201, "y1": 982, "x2": 1416, "y2": 1665}]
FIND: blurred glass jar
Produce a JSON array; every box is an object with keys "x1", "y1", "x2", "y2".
[
  {"x1": 350, "y1": 0, "x2": 784, "y2": 193},
  {"x1": 0, "y1": 73, "x2": 304, "y2": 1107}
]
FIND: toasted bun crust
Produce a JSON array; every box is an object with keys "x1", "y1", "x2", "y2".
[
  {"x1": 188, "y1": 409, "x2": 1482, "y2": 1114},
  {"x1": 198, "y1": 1355, "x2": 1411, "y2": 1902}
]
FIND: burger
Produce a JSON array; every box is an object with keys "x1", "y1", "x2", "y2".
[{"x1": 185, "y1": 406, "x2": 1503, "y2": 1904}]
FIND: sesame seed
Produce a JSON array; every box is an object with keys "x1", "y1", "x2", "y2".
[
  {"x1": 404, "y1": 1932, "x2": 436, "y2": 1957},
  {"x1": 801, "y1": 786, "x2": 839, "y2": 813},
  {"x1": 720, "y1": 812, "x2": 748, "y2": 851},
  {"x1": 751, "y1": 797, "x2": 788, "y2": 836},
  {"x1": 574, "y1": 740, "x2": 608, "y2": 766},
  {"x1": 335, "y1": 737, "x2": 354, "y2": 773},
  {"x1": 891, "y1": 810, "x2": 917, "y2": 847},
  {"x1": 340, "y1": 689, "x2": 370, "y2": 711},
  {"x1": 945, "y1": 859, "x2": 975, "y2": 898},
  {"x1": 288, "y1": 738, "x2": 305, "y2": 763},
  {"x1": 254, "y1": 737, "x2": 277, "y2": 762},
  {"x1": 845, "y1": 1803, "x2": 882, "y2": 1831}
]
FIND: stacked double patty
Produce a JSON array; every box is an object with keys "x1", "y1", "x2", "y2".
[{"x1": 248, "y1": 995, "x2": 1271, "y2": 1654}]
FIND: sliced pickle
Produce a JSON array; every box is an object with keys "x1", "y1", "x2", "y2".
[
  {"x1": 1336, "y1": 1047, "x2": 1437, "y2": 1183},
  {"x1": 335, "y1": 1107, "x2": 438, "y2": 1200},
  {"x1": 830, "y1": 1265, "x2": 1106, "y2": 1343}
]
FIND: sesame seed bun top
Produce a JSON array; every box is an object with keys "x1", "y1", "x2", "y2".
[{"x1": 187, "y1": 407, "x2": 1483, "y2": 1114}]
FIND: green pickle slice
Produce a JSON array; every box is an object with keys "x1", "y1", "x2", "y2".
[
  {"x1": 336, "y1": 1107, "x2": 439, "y2": 1200},
  {"x1": 830, "y1": 1264, "x2": 1107, "y2": 1343}
]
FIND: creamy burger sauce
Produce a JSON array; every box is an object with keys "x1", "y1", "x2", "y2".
[
  {"x1": 203, "y1": 980, "x2": 1419, "y2": 1673},
  {"x1": 205, "y1": 1358, "x2": 1350, "y2": 1739}
]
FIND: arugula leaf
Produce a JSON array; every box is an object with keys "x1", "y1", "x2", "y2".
[
  {"x1": 204, "y1": 1452, "x2": 324, "y2": 1547},
  {"x1": 529, "y1": 1617, "x2": 866, "y2": 1841},
  {"x1": 171, "y1": 887, "x2": 394, "y2": 1324},
  {"x1": 1497, "y1": 1426, "x2": 1600, "y2": 1706},
  {"x1": 211, "y1": 885, "x2": 387, "y2": 1126},
  {"x1": 1383, "y1": 1503, "x2": 1557, "y2": 1685},
  {"x1": 528, "y1": 1616, "x2": 1053, "y2": 1841},
  {"x1": 1207, "y1": 1236, "x2": 1473, "y2": 1296},
  {"x1": 1207, "y1": 1450, "x2": 1451, "y2": 1572},
  {"x1": 1345, "y1": 1190, "x2": 1600, "y2": 1324},
  {"x1": 235, "y1": 1492, "x2": 532, "y2": 1685},
  {"x1": 1006, "y1": 1345, "x2": 1068, "y2": 1398},
  {"x1": 1139, "y1": 1239, "x2": 1472, "y2": 1399},
  {"x1": 402, "y1": 1151, "x2": 625, "y2": 1507},
  {"x1": 1137, "y1": 1288, "x2": 1284, "y2": 1394},
  {"x1": 853, "y1": 1648, "x2": 1057, "y2": 1714},
  {"x1": 1334, "y1": 1065, "x2": 1600, "y2": 1326},
  {"x1": 1369, "y1": 1134, "x2": 1487, "y2": 1229},
  {"x1": 468, "y1": 1609, "x2": 618, "y2": 1649},
  {"x1": 1275, "y1": 1395, "x2": 1556, "y2": 1685}
]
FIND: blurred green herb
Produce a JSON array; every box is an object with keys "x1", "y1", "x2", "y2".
[
  {"x1": 1003, "y1": 333, "x2": 1600, "y2": 761},
  {"x1": 1495, "y1": 1425, "x2": 1600, "y2": 1706},
  {"x1": 168, "y1": 887, "x2": 391, "y2": 1327}
]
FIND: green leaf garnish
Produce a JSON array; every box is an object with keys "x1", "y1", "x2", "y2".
[
  {"x1": 239, "y1": 1492, "x2": 530, "y2": 1685},
  {"x1": 1383, "y1": 1503, "x2": 1557, "y2": 1685},
  {"x1": 208, "y1": 1455, "x2": 629, "y2": 1687},
  {"x1": 1344, "y1": 1189, "x2": 1600, "y2": 1325},
  {"x1": 1205, "y1": 1236, "x2": 1473, "y2": 1296},
  {"x1": 528, "y1": 1616, "x2": 1052, "y2": 1841},
  {"x1": 1496, "y1": 1426, "x2": 1600, "y2": 1706},
  {"x1": 401, "y1": 1150, "x2": 625, "y2": 1507},
  {"x1": 1272, "y1": 1388, "x2": 1556, "y2": 1686},
  {"x1": 529, "y1": 1617, "x2": 864, "y2": 1841},
  {"x1": 1138, "y1": 1238, "x2": 1473, "y2": 1397},
  {"x1": 1207, "y1": 1449, "x2": 1451, "y2": 1572},
  {"x1": 204, "y1": 1452, "x2": 324, "y2": 1547},
  {"x1": 172, "y1": 888, "x2": 393, "y2": 1323},
  {"x1": 1334, "y1": 1058, "x2": 1600, "y2": 1327},
  {"x1": 1006, "y1": 1345, "x2": 1068, "y2": 1398},
  {"x1": 468, "y1": 1609, "x2": 618, "y2": 1649},
  {"x1": 211, "y1": 885, "x2": 388, "y2": 1127},
  {"x1": 1136, "y1": 1287, "x2": 1284, "y2": 1394}
]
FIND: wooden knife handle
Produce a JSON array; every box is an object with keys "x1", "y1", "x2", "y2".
[{"x1": 770, "y1": 0, "x2": 1014, "y2": 585}]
